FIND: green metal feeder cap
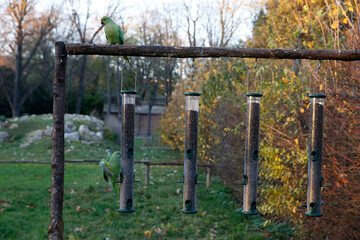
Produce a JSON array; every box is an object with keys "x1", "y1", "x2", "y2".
[
  {"x1": 184, "y1": 92, "x2": 201, "y2": 96},
  {"x1": 246, "y1": 93, "x2": 263, "y2": 97},
  {"x1": 309, "y1": 94, "x2": 326, "y2": 98},
  {"x1": 121, "y1": 90, "x2": 137, "y2": 94}
]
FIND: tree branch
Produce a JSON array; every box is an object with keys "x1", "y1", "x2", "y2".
[{"x1": 65, "y1": 43, "x2": 360, "y2": 61}]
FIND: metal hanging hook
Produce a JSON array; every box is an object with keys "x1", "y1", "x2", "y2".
[
  {"x1": 246, "y1": 58, "x2": 258, "y2": 93},
  {"x1": 309, "y1": 60, "x2": 321, "y2": 94}
]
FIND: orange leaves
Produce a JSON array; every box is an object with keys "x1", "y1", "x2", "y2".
[
  {"x1": 331, "y1": 22, "x2": 338, "y2": 29},
  {"x1": 144, "y1": 230, "x2": 152, "y2": 238},
  {"x1": 307, "y1": 41, "x2": 315, "y2": 49}
]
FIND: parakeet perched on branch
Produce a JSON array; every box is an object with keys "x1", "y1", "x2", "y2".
[
  {"x1": 101, "y1": 16, "x2": 135, "y2": 71},
  {"x1": 99, "y1": 149, "x2": 121, "y2": 197}
]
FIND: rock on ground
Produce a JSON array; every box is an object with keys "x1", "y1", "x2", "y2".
[
  {"x1": 79, "y1": 125, "x2": 90, "y2": 136},
  {"x1": 24, "y1": 130, "x2": 43, "y2": 144},
  {"x1": 9, "y1": 123, "x2": 18, "y2": 129},
  {"x1": 0, "y1": 131, "x2": 10, "y2": 143},
  {"x1": 44, "y1": 126, "x2": 53, "y2": 137},
  {"x1": 65, "y1": 121, "x2": 76, "y2": 133},
  {"x1": 65, "y1": 132, "x2": 80, "y2": 141}
]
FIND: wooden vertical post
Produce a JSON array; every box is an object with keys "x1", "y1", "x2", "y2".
[
  {"x1": 48, "y1": 41, "x2": 67, "y2": 240},
  {"x1": 206, "y1": 164, "x2": 211, "y2": 189},
  {"x1": 145, "y1": 158, "x2": 150, "y2": 185}
]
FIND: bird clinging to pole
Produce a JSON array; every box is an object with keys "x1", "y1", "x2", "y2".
[{"x1": 99, "y1": 149, "x2": 122, "y2": 198}]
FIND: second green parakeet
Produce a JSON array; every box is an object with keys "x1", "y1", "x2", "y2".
[
  {"x1": 99, "y1": 149, "x2": 122, "y2": 197},
  {"x1": 101, "y1": 16, "x2": 135, "y2": 71}
]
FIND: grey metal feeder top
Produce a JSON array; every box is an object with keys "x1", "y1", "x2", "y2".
[
  {"x1": 246, "y1": 93, "x2": 263, "y2": 97},
  {"x1": 184, "y1": 92, "x2": 201, "y2": 96},
  {"x1": 121, "y1": 90, "x2": 137, "y2": 94},
  {"x1": 309, "y1": 94, "x2": 326, "y2": 98}
]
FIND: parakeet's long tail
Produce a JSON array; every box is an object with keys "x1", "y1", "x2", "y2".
[
  {"x1": 112, "y1": 182, "x2": 117, "y2": 199},
  {"x1": 123, "y1": 56, "x2": 135, "y2": 72}
]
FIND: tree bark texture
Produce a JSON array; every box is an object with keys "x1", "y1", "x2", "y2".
[
  {"x1": 75, "y1": 55, "x2": 88, "y2": 114},
  {"x1": 106, "y1": 56, "x2": 111, "y2": 120},
  {"x1": 48, "y1": 41, "x2": 67, "y2": 240},
  {"x1": 66, "y1": 43, "x2": 360, "y2": 61},
  {"x1": 147, "y1": 81, "x2": 158, "y2": 136}
]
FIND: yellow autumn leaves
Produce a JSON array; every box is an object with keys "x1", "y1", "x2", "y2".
[{"x1": 330, "y1": 0, "x2": 354, "y2": 29}]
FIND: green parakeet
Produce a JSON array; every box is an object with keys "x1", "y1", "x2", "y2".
[
  {"x1": 99, "y1": 149, "x2": 122, "y2": 197},
  {"x1": 101, "y1": 16, "x2": 135, "y2": 71}
]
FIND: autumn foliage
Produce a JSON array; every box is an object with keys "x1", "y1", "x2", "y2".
[{"x1": 159, "y1": 0, "x2": 360, "y2": 239}]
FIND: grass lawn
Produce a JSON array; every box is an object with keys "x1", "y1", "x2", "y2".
[
  {"x1": 0, "y1": 163, "x2": 293, "y2": 239},
  {"x1": 0, "y1": 115, "x2": 294, "y2": 239}
]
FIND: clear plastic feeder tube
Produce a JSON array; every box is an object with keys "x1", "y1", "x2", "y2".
[
  {"x1": 119, "y1": 90, "x2": 136, "y2": 213},
  {"x1": 182, "y1": 92, "x2": 201, "y2": 214},
  {"x1": 306, "y1": 94, "x2": 326, "y2": 217},
  {"x1": 242, "y1": 93, "x2": 262, "y2": 215}
]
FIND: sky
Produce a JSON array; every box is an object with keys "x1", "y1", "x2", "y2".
[{"x1": 36, "y1": 0, "x2": 259, "y2": 44}]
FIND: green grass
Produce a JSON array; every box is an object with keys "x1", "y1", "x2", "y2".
[
  {"x1": 0, "y1": 115, "x2": 294, "y2": 239},
  {"x1": 0, "y1": 164, "x2": 293, "y2": 239}
]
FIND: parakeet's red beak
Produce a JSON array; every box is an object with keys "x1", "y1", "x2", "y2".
[{"x1": 101, "y1": 21, "x2": 104, "y2": 25}]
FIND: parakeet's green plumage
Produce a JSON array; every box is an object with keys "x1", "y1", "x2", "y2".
[
  {"x1": 100, "y1": 149, "x2": 121, "y2": 197},
  {"x1": 101, "y1": 16, "x2": 135, "y2": 71}
]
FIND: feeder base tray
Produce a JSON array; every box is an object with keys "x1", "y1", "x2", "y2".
[
  {"x1": 118, "y1": 208, "x2": 135, "y2": 213},
  {"x1": 181, "y1": 209, "x2": 198, "y2": 214},
  {"x1": 241, "y1": 210, "x2": 258, "y2": 215},
  {"x1": 305, "y1": 212, "x2": 323, "y2": 217}
]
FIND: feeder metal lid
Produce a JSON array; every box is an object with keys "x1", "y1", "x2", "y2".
[
  {"x1": 246, "y1": 93, "x2": 263, "y2": 97},
  {"x1": 121, "y1": 90, "x2": 137, "y2": 94},
  {"x1": 184, "y1": 92, "x2": 201, "y2": 96},
  {"x1": 309, "y1": 94, "x2": 326, "y2": 98}
]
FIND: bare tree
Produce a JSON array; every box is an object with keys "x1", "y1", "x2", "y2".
[
  {"x1": 203, "y1": 0, "x2": 244, "y2": 47},
  {"x1": 184, "y1": 2, "x2": 201, "y2": 47},
  {"x1": 135, "y1": 7, "x2": 181, "y2": 134},
  {"x1": 67, "y1": 0, "x2": 121, "y2": 114},
  {"x1": 0, "y1": 0, "x2": 58, "y2": 117},
  {"x1": 184, "y1": 2, "x2": 201, "y2": 81}
]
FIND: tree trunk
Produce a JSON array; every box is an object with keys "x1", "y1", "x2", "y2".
[
  {"x1": 75, "y1": 55, "x2": 88, "y2": 114},
  {"x1": 106, "y1": 56, "x2": 111, "y2": 120},
  {"x1": 147, "y1": 81, "x2": 159, "y2": 136},
  {"x1": 116, "y1": 58, "x2": 123, "y2": 143},
  {"x1": 12, "y1": 25, "x2": 24, "y2": 117},
  {"x1": 165, "y1": 59, "x2": 170, "y2": 106},
  {"x1": 48, "y1": 41, "x2": 67, "y2": 240}
]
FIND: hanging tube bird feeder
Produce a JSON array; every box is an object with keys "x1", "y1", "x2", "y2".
[
  {"x1": 242, "y1": 93, "x2": 262, "y2": 215},
  {"x1": 305, "y1": 94, "x2": 326, "y2": 217},
  {"x1": 119, "y1": 90, "x2": 136, "y2": 213},
  {"x1": 181, "y1": 92, "x2": 201, "y2": 214}
]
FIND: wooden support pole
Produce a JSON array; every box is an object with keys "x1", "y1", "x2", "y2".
[
  {"x1": 65, "y1": 43, "x2": 360, "y2": 61},
  {"x1": 206, "y1": 164, "x2": 211, "y2": 189},
  {"x1": 48, "y1": 41, "x2": 67, "y2": 240}
]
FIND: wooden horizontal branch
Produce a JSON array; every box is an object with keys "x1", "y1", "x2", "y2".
[{"x1": 64, "y1": 42, "x2": 360, "y2": 61}]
